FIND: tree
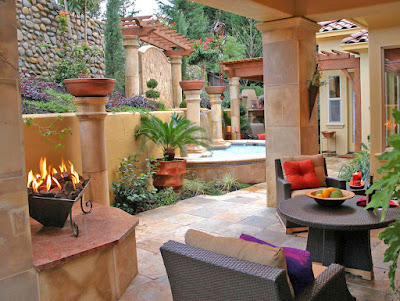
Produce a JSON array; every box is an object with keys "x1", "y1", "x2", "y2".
[
  {"x1": 104, "y1": 0, "x2": 126, "y2": 90},
  {"x1": 119, "y1": 0, "x2": 137, "y2": 17},
  {"x1": 232, "y1": 17, "x2": 262, "y2": 58}
]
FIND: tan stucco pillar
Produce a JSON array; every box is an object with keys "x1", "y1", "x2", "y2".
[
  {"x1": 183, "y1": 89, "x2": 205, "y2": 154},
  {"x1": 257, "y1": 17, "x2": 320, "y2": 207},
  {"x1": 0, "y1": 0, "x2": 40, "y2": 298},
  {"x1": 170, "y1": 55, "x2": 183, "y2": 108},
  {"x1": 75, "y1": 97, "x2": 110, "y2": 205},
  {"x1": 123, "y1": 35, "x2": 140, "y2": 97},
  {"x1": 229, "y1": 77, "x2": 241, "y2": 140},
  {"x1": 207, "y1": 91, "x2": 231, "y2": 147}
]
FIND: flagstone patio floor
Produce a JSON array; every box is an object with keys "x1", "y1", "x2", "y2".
[{"x1": 120, "y1": 157, "x2": 396, "y2": 301}]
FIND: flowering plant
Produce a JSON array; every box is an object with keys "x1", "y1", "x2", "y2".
[
  {"x1": 57, "y1": 11, "x2": 69, "y2": 33},
  {"x1": 188, "y1": 37, "x2": 220, "y2": 80}
]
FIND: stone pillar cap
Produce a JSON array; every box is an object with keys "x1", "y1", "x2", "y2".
[{"x1": 256, "y1": 17, "x2": 321, "y2": 33}]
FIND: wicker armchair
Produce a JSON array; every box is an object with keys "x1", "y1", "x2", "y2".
[
  {"x1": 161, "y1": 240, "x2": 355, "y2": 301},
  {"x1": 275, "y1": 156, "x2": 346, "y2": 234}
]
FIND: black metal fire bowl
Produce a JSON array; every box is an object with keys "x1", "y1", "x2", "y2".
[{"x1": 28, "y1": 179, "x2": 92, "y2": 236}]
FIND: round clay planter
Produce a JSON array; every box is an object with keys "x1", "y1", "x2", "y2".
[
  {"x1": 64, "y1": 78, "x2": 116, "y2": 97},
  {"x1": 205, "y1": 86, "x2": 225, "y2": 94},
  {"x1": 322, "y1": 131, "x2": 336, "y2": 138},
  {"x1": 152, "y1": 158, "x2": 187, "y2": 193},
  {"x1": 179, "y1": 80, "x2": 205, "y2": 91}
]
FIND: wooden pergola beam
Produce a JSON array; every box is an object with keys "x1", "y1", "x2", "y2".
[{"x1": 120, "y1": 15, "x2": 194, "y2": 56}]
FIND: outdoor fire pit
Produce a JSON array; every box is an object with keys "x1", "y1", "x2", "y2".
[{"x1": 27, "y1": 158, "x2": 92, "y2": 237}]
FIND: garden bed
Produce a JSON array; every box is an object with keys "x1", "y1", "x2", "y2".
[{"x1": 20, "y1": 77, "x2": 167, "y2": 114}]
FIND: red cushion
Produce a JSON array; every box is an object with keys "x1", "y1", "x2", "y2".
[
  {"x1": 257, "y1": 133, "x2": 265, "y2": 140},
  {"x1": 282, "y1": 160, "x2": 320, "y2": 190}
]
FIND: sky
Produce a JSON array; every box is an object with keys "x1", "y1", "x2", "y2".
[
  {"x1": 135, "y1": 0, "x2": 161, "y2": 16},
  {"x1": 100, "y1": 0, "x2": 162, "y2": 17}
]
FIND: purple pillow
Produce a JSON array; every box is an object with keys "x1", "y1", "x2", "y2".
[{"x1": 240, "y1": 234, "x2": 314, "y2": 295}]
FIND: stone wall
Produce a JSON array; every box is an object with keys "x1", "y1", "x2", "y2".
[
  {"x1": 16, "y1": 0, "x2": 105, "y2": 78},
  {"x1": 139, "y1": 46, "x2": 173, "y2": 107}
]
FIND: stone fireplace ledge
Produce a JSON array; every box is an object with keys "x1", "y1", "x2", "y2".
[
  {"x1": 30, "y1": 203, "x2": 139, "y2": 300},
  {"x1": 31, "y1": 203, "x2": 138, "y2": 271}
]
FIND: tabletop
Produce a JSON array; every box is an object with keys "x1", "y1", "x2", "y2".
[{"x1": 278, "y1": 195, "x2": 400, "y2": 231}]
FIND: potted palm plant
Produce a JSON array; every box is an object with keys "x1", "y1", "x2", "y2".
[{"x1": 135, "y1": 113, "x2": 209, "y2": 192}]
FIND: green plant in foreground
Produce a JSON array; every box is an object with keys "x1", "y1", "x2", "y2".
[
  {"x1": 23, "y1": 115, "x2": 72, "y2": 151},
  {"x1": 338, "y1": 142, "x2": 370, "y2": 182},
  {"x1": 366, "y1": 109, "x2": 400, "y2": 291},
  {"x1": 135, "y1": 113, "x2": 209, "y2": 161},
  {"x1": 112, "y1": 154, "x2": 157, "y2": 214}
]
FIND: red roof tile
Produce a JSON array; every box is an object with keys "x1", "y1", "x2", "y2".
[
  {"x1": 319, "y1": 19, "x2": 359, "y2": 32},
  {"x1": 341, "y1": 29, "x2": 369, "y2": 44}
]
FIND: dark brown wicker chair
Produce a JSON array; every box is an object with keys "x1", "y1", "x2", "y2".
[
  {"x1": 160, "y1": 240, "x2": 355, "y2": 301},
  {"x1": 275, "y1": 157, "x2": 346, "y2": 234}
]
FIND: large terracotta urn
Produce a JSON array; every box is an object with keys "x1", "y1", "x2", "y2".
[
  {"x1": 179, "y1": 80, "x2": 205, "y2": 91},
  {"x1": 152, "y1": 159, "x2": 187, "y2": 193},
  {"x1": 64, "y1": 78, "x2": 116, "y2": 97}
]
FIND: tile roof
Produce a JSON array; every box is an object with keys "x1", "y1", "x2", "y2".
[
  {"x1": 318, "y1": 19, "x2": 359, "y2": 32},
  {"x1": 341, "y1": 29, "x2": 369, "y2": 44},
  {"x1": 318, "y1": 19, "x2": 368, "y2": 45}
]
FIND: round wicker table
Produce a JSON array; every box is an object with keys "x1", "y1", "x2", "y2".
[{"x1": 278, "y1": 195, "x2": 400, "y2": 280}]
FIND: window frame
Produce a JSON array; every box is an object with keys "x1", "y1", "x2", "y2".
[{"x1": 328, "y1": 75, "x2": 342, "y2": 123}]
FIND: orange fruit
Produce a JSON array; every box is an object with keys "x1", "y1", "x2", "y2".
[
  {"x1": 316, "y1": 193, "x2": 323, "y2": 198},
  {"x1": 322, "y1": 189, "x2": 331, "y2": 198},
  {"x1": 328, "y1": 187, "x2": 336, "y2": 193}
]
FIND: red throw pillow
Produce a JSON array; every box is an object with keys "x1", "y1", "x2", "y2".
[
  {"x1": 282, "y1": 159, "x2": 320, "y2": 190},
  {"x1": 257, "y1": 133, "x2": 265, "y2": 140}
]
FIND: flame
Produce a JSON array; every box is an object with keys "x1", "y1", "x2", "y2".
[
  {"x1": 27, "y1": 157, "x2": 82, "y2": 193},
  {"x1": 46, "y1": 175, "x2": 52, "y2": 191},
  {"x1": 52, "y1": 177, "x2": 62, "y2": 189},
  {"x1": 27, "y1": 170, "x2": 34, "y2": 188},
  {"x1": 69, "y1": 161, "x2": 80, "y2": 189},
  {"x1": 59, "y1": 159, "x2": 67, "y2": 173}
]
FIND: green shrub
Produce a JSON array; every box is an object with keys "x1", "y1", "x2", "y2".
[
  {"x1": 146, "y1": 79, "x2": 158, "y2": 89},
  {"x1": 155, "y1": 101, "x2": 167, "y2": 111},
  {"x1": 179, "y1": 100, "x2": 187, "y2": 108},
  {"x1": 145, "y1": 89, "x2": 161, "y2": 99},
  {"x1": 180, "y1": 178, "x2": 215, "y2": 199},
  {"x1": 112, "y1": 154, "x2": 157, "y2": 215},
  {"x1": 54, "y1": 43, "x2": 101, "y2": 84},
  {"x1": 338, "y1": 143, "x2": 370, "y2": 182},
  {"x1": 154, "y1": 187, "x2": 179, "y2": 207}
]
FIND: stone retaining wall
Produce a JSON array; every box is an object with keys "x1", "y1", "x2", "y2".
[{"x1": 16, "y1": 0, "x2": 105, "y2": 78}]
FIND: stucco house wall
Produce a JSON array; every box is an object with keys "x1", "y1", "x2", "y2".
[{"x1": 317, "y1": 31, "x2": 370, "y2": 155}]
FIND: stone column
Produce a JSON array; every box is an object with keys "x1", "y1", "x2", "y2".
[
  {"x1": 170, "y1": 55, "x2": 183, "y2": 108},
  {"x1": 229, "y1": 77, "x2": 241, "y2": 140},
  {"x1": 0, "y1": 0, "x2": 40, "y2": 298},
  {"x1": 123, "y1": 35, "x2": 140, "y2": 97},
  {"x1": 75, "y1": 97, "x2": 110, "y2": 205},
  {"x1": 207, "y1": 91, "x2": 230, "y2": 148},
  {"x1": 256, "y1": 17, "x2": 320, "y2": 207},
  {"x1": 183, "y1": 89, "x2": 205, "y2": 154}
]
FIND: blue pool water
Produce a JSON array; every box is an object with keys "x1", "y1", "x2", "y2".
[{"x1": 209, "y1": 144, "x2": 266, "y2": 159}]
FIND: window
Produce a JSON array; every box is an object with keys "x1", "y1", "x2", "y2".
[
  {"x1": 384, "y1": 48, "x2": 400, "y2": 148},
  {"x1": 328, "y1": 75, "x2": 341, "y2": 123}
]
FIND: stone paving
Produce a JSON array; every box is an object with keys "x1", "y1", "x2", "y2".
[{"x1": 120, "y1": 157, "x2": 396, "y2": 301}]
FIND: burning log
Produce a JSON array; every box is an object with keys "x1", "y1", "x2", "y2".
[{"x1": 27, "y1": 157, "x2": 87, "y2": 200}]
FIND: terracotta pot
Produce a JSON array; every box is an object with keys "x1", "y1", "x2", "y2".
[
  {"x1": 205, "y1": 86, "x2": 225, "y2": 94},
  {"x1": 179, "y1": 80, "x2": 205, "y2": 91},
  {"x1": 226, "y1": 125, "x2": 231, "y2": 133},
  {"x1": 64, "y1": 78, "x2": 116, "y2": 97},
  {"x1": 152, "y1": 158, "x2": 186, "y2": 193},
  {"x1": 322, "y1": 131, "x2": 336, "y2": 138}
]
